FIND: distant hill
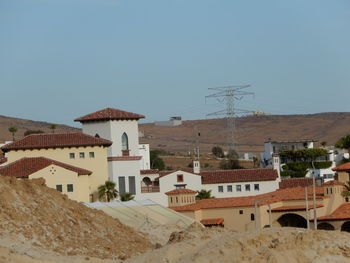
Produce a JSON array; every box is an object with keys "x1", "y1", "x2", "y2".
[
  {"x1": 139, "y1": 112, "x2": 350, "y2": 154},
  {"x1": 0, "y1": 115, "x2": 79, "y2": 142},
  {"x1": 1, "y1": 112, "x2": 350, "y2": 155}
]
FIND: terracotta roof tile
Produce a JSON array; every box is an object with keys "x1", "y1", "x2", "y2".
[
  {"x1": 140, "y1": 169, "x2": 159, "y2": 175},
  {"x1": 271, "y1": 205, "x2": 323, "y2": 212},
  {"x1": 1, "y1": 133, "x2": 112, "y2": 152},
  {"x1": 322, "y1": 180, "x2": 344, "y2": 186},
  {"x1": 318, "y1": 203, "x2": 350, "y2": 221},
  {"x1": 200, "y1": 218, "x2": 224, "y2": 226},
  {"x1": 200, "y1": 168, "x2": 278, "y2": 184},
  {"x1": 165, "y1": 189, "x2": 197, "y2": 195},
  {"x1": 332, "y1": 162, "x2": 350, "y2": 172},
  {"x1": 171, "y1": 186, "x2": 325, "y2": 212},
  {"x1": 0, "y1": 157, "x2": 92, "y2": 178},
  {"x1": 107, "y1": 156, "x2": 142, "y2": 161},
  {"x1": 279, "y1": 178, "x2": 313, "y2": 189},
  {"x1": 75, "y1": 108, "x2": 145, "y2": 122},
  {"x1": 0, "y1": 157, "x2": 7, "y2": 165}
]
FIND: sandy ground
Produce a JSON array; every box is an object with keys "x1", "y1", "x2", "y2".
[{"x1": 2, "y1": 177, "x2": 350, "y2": 263}]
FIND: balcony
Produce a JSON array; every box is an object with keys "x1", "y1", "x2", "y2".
[{"x1": 141, "y1": 186, "x2": 160, "y2": 193}]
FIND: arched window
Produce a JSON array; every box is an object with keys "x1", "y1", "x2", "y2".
[{"x1": 122, "y1": 132, "x2": 129, "y2": 150}]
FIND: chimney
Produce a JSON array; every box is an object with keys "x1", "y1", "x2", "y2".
[
  {"x1": 272, "y1": 154, "x2": 281, "y2": 181},
  {"x1": 193, "y1": 159, "x2": 200, "y2": 174}
]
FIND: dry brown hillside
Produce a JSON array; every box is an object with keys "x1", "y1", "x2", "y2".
[
  {"x1": 0, "y1": 115, "x2": 79, "y2": 142},
  {"x1": 139, "y1": 112, "x2": 350, "y2": 154}
]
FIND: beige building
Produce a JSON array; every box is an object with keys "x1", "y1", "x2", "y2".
[
  {"x1": 170, "y1": 175, "x2": 350, "y2": 231},
  {"x1": 1, "y1": 133, "x2": 112, "y2": 202}
]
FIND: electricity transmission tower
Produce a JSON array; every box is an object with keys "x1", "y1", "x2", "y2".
[{"x1": 206, "y1": 85, "x2": 254, "y2": 151}]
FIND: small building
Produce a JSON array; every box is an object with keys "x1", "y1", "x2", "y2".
[
  {"x1": 0, "y1": 157, "x2": 92, "y2": 202},
  {"x1": 154, "y1": 117, "x2": 182, "y2": 127}
]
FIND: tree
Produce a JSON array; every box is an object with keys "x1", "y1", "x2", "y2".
[
  {"x1": 320, "y1": 141, "x2": 327, "y2": 148},
  {"x1": 98, "y1": 181, "x2": 118, "y2": 202},
  {"x1": 219, "y1": 159, "x2": 242, "y2": 170},
  {"x1": 50, "y1": 124, "x2": 57, "y2": 133},
  {"x1": 150, "y1": 150, "x2": 165, "y2": 170},
  {"x1": 212, "y1": 146, "x2": 224, "y2": 158},
  {"x1": 8, "y1": 126, "x2": 17, "y2": 141},
  {"x1": 336, "y1": 134, "x2": 350, "y2": 153},
  {"x1": 24, "y1": 130, "x2": 44, "y2": 136},
  {"x1": 226, "y1": 149, "x2": 239, "y2": 159},
  {"x1": 120, "y1": 192, "x2": 135, "y2": 201},
  {"x1": 196, "y1": 189, "x2": 214, "y2": 200},
  {"x1": 253, "y1": 156, "x2": 259, "y2": 168},
  {"x1": 342, "y1": 181, "x2": 350, "y2": 198}
]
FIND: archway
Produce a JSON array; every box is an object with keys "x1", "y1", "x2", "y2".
[
  {"x1": 142, "y1": 177, "x2": 152, "y2": 187},
  {"x1": 318, "y1": 222, "x2": 335, "y2": 231},
  {"x1": 277, "y1": 213, "x2": 307, "y2": 228},
  {"x1": 341, "y1": 221, "x2": 350, "y2": 232}
]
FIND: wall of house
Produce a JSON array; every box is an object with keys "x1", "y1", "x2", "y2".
[
  {"x1": 81, "y1": 121, "x2": 113, "y2": 156},
  {"x1": 29, "y1": 165, "x2": 90, "y2": 202},
  {"x1": 7, "y1": 146, "x2": 109, "y2": 201},
  {"x1": 159, "y1": 171, "x2": 202, "y2": 193},
  {"x1": 139, "y1": 144, "x2": 150, "y2": 170},
  {"x1": 202, "y1": 180, "x2": 279, "y2": 198},
  {"x1": 109, "y1": 160, "x2": 141, "y2": 195}
]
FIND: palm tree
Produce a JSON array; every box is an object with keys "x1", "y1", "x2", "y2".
[
  {"x1": 336, "y1": 135, "x2": 350, "y2": 153},
  {"x1": 120, "y1": 192, "x2": 135, "y2": 201},
  {"x1": 8, "y1": 126, "x2": 17, "y2": 141},
  {"x1": 50, "y1": 124, "x2": 57, "y2": 133},
  {"x1": 98, "y1": 181, "x2": 118, "y2": 202},
  {"x1": 196, "y1": 189, "x2": 214, "y2": 200},
  {"x1": 342, "y1": 181, "x2": 350, "y2": 198}
]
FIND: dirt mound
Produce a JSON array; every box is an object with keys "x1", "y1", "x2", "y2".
[
  {"x1": 0, "y1": 176, "x2": 153, "y2": 260},
  {"x1": 126, "y1": 227, "x2": 350, "y2": 263}
]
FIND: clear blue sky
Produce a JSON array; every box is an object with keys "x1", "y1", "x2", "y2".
[{"x1": 1, "y1": 0, "x2": 349, "y2": 126}]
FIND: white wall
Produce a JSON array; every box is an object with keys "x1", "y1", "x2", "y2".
[
  {"x1": 139, "y1": 144, "x2": 150, "y2": 170},
  {"x1": 202, "y1": 180, "x2": 279, "y2": 198}
]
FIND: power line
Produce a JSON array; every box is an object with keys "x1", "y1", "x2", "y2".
[{"x1": 205, "y1": 85, "x2": 254, "y2": 151}]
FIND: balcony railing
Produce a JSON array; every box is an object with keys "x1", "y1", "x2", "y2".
[{"x1": 141, "y1": 186, "x2": 160, "y2": 193}]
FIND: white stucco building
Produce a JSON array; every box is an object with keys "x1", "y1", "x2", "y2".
[{"x1": 74, "y1": 107, "x2": 281, "y2": 206}]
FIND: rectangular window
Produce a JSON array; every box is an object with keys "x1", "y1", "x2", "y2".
[
  {"x1": 177, "y1": 174, "x2": 184, "y2": 182},
  {"x1": 118, "y1": 177, "x2": 126, "y2": 194},
  {"x1": 236, "y1": 185, "x2": 242, "y2": 192},
  {"x1": 89, "y1": 152, "x2": 95, "y2": 158},
  {"x1": 245, "y1": 184, "x2": 251, "y2": 191},
  {"x1": 175, "y1": 184, "x2": 186, "y2": 189},
  {"x1": 56, "y1": 185, "x2": 62, "y2": 192},
  {"x1": 67, "y1": 184, "x2": 73, "y2": 192},
  {"x1": 227, "y1": 185, "x2": 233, "y2": 192},
  {"x1": 69, "y1": 153, "x2": 75, "y2": 159},
  {"x1": 79, "y1": 152, "x2": 85, "y2": 158},
  {"x1": 239, "y1": 210, "x2": 243, "y2": 214},
  {"x1": 254, "y1": 184, "x2": 260, "y2": 191},
  {"x1": 251, "y1": 213, "x2": 255, "y2": 221},
  {"x1": 218, "y1": 186, "x2": 224, "y2": 192},
  {"x1": 128, "y1": 176, "x2": 136, "y2": 195}
]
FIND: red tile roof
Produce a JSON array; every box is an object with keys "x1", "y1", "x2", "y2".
[
  {"x1": 0, "y1": 157, "x2": 7, "y2": 165},
  {"x1": 165, "y1": 189, "x2": 197, "y2": 195},
  {"x1": 171, "y1": 186, "x2": 325, "y2": 212},
  {"x1": 75, "y1": 108, "x2": 145, "y2": 122},
  {"x1": 271, "y1": 205, "x2": 323, "y2": 212},
  {"x1": 1, "y1": 133, "x2": 112, "y2": 152},
  {"x1": 107, "y1": 156, "x2": 142, "y2": 161},
  {"x1": 0, "y1": 157, "x2": 92, "y2": 178},
  {"x1": 322, "y1": 180, "x2": 344, "y2": 186},
  {"x1": 332, "y1": 162, "x2": 350, "y2": 172},
  {"x1": 318, "y1": 203, "x2": 350, "y2": 221},
  {"x1": 279, "y1": 178, "x2": 313, "y2": 189},
  {"x1": 140, "y1": 169, "x2": 159, "y2": 175},
  {"x1": 200, "y1": 218, "x2": 224, "y2": 226},
  {"x1": 200, "y1": 168, "x2": 278, "y2": 184}
]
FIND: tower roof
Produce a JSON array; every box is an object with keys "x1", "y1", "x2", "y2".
[{"x1": 74, "y1": 108, "x2": 145, "y2": 123}]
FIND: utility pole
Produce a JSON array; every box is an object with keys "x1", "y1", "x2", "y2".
[
  {"x1": 305, "y1": 186, "x2": 310, "y2": 230},
  {"x1": 206, "y1": 85, "x2": 254, "y2": 151}
]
